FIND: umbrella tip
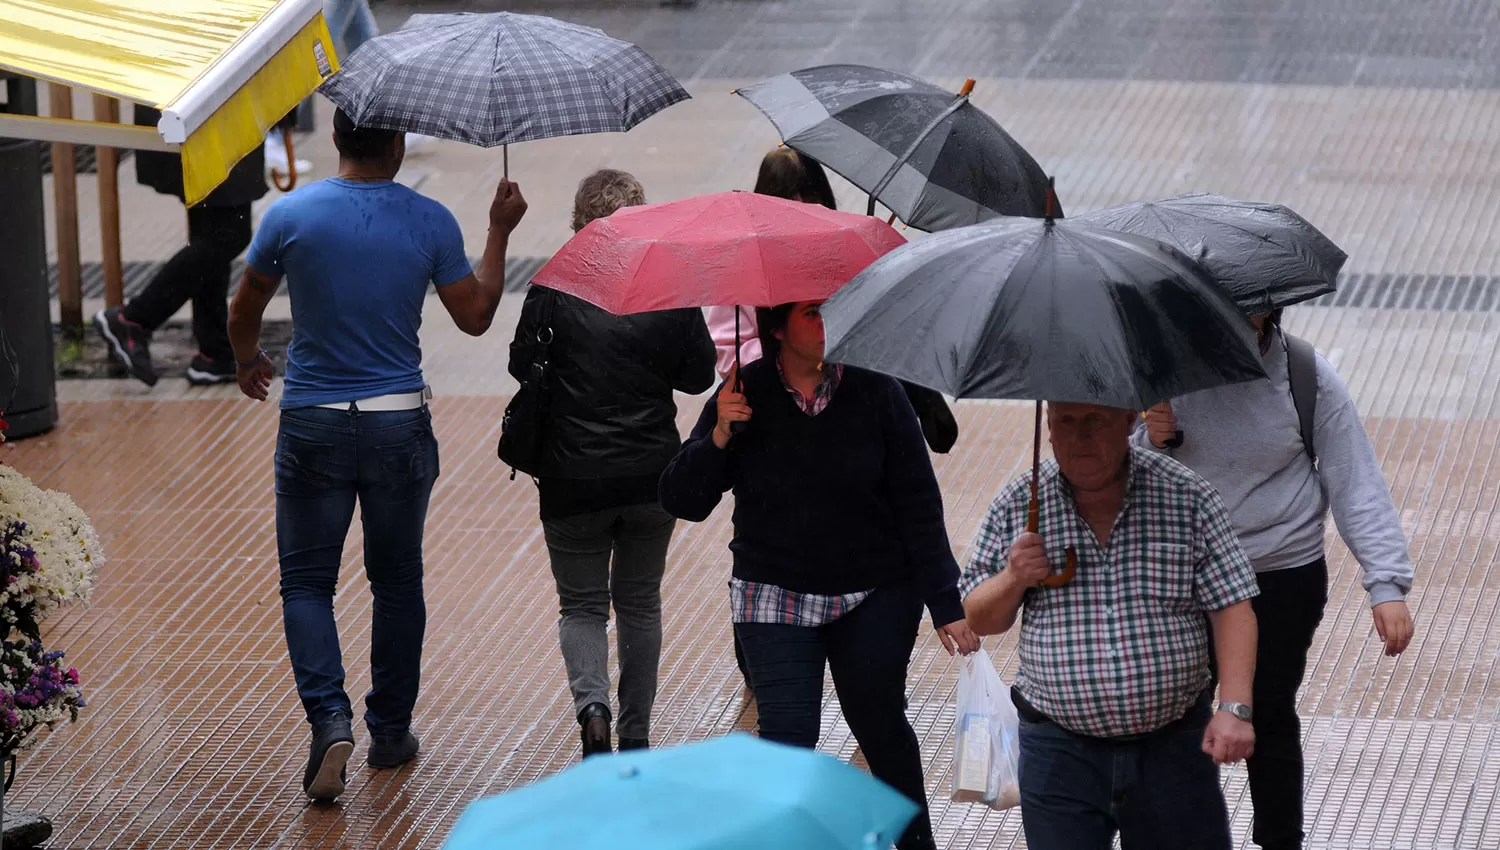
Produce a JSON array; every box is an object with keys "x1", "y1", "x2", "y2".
[
  {"x1": 959, "y1": 78, "x2": 975, "y2": 97},
  {"x1": 1044, "y1": 175, "x2": 1058, "y2": 224}
]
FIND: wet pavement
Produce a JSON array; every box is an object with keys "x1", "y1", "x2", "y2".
[{"x1": 10, "y1": 0, "x2": 1500, "y2": 847}]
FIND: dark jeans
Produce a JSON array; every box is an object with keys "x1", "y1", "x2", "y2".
[
  {"x1": 734, "y1": 582, "x2": 934, "y2": 850},
  {"x1": 275, "y1": 406, "x2": 439, "y2": 737},
  {"x1": 1246, "y1": 559, "x2": 1328, "y2": 850},
  {"x1": 123, "y1": 203, "x2": 252, "y2": 361},
  {"x1": 1017, "y1": 693, "x2": 1230, "y2": 850},
  {"x1": 542, "y1": 503, "x2": 675, "y2": 740}
]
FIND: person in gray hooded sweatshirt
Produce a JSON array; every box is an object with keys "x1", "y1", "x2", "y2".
[{"x1": 1137, "y1": 308, "x2": 1415, "y2": 850}]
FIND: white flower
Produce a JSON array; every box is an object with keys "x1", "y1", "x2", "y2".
[{"x1": 0, "y1": 465, "x2": 103, "y2": 621}]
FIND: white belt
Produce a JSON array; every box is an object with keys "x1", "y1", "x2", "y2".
[{"x1": 316, "y1": 386, "x2": 432, "y2": 411}]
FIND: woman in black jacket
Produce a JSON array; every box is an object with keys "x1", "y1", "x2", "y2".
[
  {"x1": 508, "y1": 170, "x2": 716, "y2": 757},
  {"x1": 660, "y1": 299, "x2": 979, "y2": 850}
]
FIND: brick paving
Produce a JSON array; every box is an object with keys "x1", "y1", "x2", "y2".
[{"x1": 7, "y1": 0, "x2": 1500, "y2": 846}]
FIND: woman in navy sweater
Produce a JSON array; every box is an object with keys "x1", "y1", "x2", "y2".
[{"x1": 660, "y1": 300, "x2": 979, "y2": 850}]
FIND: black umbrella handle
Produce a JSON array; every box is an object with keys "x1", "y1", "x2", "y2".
[{"x1": 1164, "y1": 429, "x2": 1184, "y2": 449}]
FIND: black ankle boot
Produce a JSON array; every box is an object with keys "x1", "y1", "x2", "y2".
[
  {"x1": 617, "y1": 736, "x2": 649, "y2": 751},
  {"x1": 578, "y1": 702, "x2": 612, "y2": 758}
]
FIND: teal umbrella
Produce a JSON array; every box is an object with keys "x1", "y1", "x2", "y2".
[{"x1": 441, "y1": 733, "x2": 918, "y2": 850}]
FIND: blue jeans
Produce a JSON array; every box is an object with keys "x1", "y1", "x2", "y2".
[
  {"x1": 734, "y1": 582, "x2": 934, "y2": 850},
  {"x1": 275, "y1": 406, "x2": 439, "y2": 736},
  {"x1": 323, "y1": 0, "x2": 378, "y2": 58},
  {"x1": 1016, "y1": 693, "x2": 1231, "y2": 850}
]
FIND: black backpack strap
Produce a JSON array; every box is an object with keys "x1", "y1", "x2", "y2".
[{"x1": 1284, "y1": 333, "x2": 1318, "y2": 464}]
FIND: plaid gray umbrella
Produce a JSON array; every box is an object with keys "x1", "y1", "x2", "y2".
[
  {"x1": 736, "y1": 64, "x2": 1054, "y2": 232},
  {"x1": 319, "y1": 12, "x2": 690, "y2": 147}
]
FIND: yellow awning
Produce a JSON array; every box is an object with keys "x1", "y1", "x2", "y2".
[{"x1": 0, "y1": 0, "x2": 338, "y2": 204}]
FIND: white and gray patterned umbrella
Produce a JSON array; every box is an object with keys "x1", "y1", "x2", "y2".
[
  {"x1": 319, "y1": 12, "x2": 689, "y2": 150},
  {"x1": 736, "y1": 64, "x2": 1054, "y2": 232}
]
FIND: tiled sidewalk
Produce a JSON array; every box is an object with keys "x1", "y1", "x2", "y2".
[{"x1": 10, "y1": 371, "x2": 1499, "y2": 848}]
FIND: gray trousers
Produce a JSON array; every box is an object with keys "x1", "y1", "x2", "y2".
[{"x1": 542, "y1": 502, "x2": 675, "y2": 740}]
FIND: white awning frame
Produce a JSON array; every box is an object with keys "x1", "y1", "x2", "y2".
[{"x1": 155, "y1": 0, "x2": 324, "y2": 143}]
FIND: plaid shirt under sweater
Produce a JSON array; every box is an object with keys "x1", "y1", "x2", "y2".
[
  {"x1": 960, "y1": 448, "x2": 1259, "y2": 738},
  {"x1": 730, "y1": 362, "x2": 873, "y2": 627}
]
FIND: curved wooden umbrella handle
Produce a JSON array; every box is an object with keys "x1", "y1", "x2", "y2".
[
  {"x1": 1040, "y1": 546, "x2": 1077, "y2": 587},
  {"x1": 270, "y1": 127, "x2": 298, "y2": 192}
]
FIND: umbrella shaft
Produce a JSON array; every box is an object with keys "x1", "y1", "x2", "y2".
[{"x1": 867, "y1": 92, "x2": 971, "y2": 211}]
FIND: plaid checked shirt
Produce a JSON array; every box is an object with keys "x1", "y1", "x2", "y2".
[
  {"x1": 960, "y1": 448, "x2": 1259, "y2": 738},
  {"x1": 730, "y1": 361, "x2": 872, "y2": 627}
]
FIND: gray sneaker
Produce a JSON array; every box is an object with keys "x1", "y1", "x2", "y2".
[
  {"x1": 303, "y1": 715, "x2": 355, "y2": 801},
  {"x1": 367, "y1": 730, "x2": 420, "y2": 769}
]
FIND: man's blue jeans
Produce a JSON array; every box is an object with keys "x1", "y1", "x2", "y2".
[
  {"x1": 1017, "y1": 692, "x2": 1231, "y2": 850},
  {"x1": 275, "y1": 406, "x2": 439, "y2": 737}
]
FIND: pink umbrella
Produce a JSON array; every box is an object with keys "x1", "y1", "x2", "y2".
[{"x1": 528, "y1": 191, "x2": 907, "y2": 315}]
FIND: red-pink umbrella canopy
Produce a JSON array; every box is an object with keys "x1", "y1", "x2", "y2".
[{"x1": 529, "y1": 191, "x2": 908, "y2": 314}]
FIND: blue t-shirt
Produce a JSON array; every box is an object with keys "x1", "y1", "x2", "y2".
[{"x1": 245, "y1": 178, "x2": 472, "y2": 409}]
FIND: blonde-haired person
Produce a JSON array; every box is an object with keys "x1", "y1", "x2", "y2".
[{"x1": 508, "y1": 169, "x2": 716, "y2": 757}]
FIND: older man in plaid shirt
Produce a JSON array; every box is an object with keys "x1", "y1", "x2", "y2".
[{"x1": 962, "y1": 402, "x2": 1260, "y2": 850}]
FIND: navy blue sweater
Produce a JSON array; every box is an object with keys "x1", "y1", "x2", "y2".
[{"x1": 659, "y1": 360, "x2": 965, "y2": 627}]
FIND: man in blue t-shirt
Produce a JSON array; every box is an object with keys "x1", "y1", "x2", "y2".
[{"x1": 227, "y1": 108, "x2": 527, "y2": 801}]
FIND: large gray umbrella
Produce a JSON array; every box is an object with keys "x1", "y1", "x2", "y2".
[
  {"x1": 1074, "y1": 192, "x2": 1347, "y2": 314},
  {"x1": 735, "y1": 64, "x2": 1054, "y2": 232},
  {"x1": 821, "y1": 213, "x2": 1263, "y2": 408},
  {"x1": 320, "y1": 12, "x2": 689, "y2": 153}
]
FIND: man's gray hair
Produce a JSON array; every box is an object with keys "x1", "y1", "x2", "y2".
[{"x1": 572, "y1": 169, "x2": 646, "y2": 232}]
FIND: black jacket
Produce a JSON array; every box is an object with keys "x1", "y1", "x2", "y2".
[
  {"x1": 508, "y1": 285, "x2": 717, "y2": 482},
  {"x1": 132, "y1": 104, "x2": 274, "y2": 207}
]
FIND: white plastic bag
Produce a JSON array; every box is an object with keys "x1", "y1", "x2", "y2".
[{"x1": 950, "y1": 648, "x2": 1021, "y2": 811}]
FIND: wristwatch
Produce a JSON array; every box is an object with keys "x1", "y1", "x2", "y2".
[{"x1": 1217, "y1": 701, "x2": 1253, "y2": 722}]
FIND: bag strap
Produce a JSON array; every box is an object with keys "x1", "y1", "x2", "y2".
[
  {"x1": 1284, "y1": 332, "x2": 1318, "y2": 464},
  {"x1": 540, "y1": 285, "x2": 559, "y2": 335}
]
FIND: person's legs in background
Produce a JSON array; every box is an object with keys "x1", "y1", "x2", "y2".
[
  {"x1": 355, "y1": 407, "x2": 440, "y2": 768},
  {"x1": 95, "y1": 203, "x2": 253, "y2": 386},
  {"x1": 607, "y1": 503, "x2": 674, "y2": 749},
  {"x1": 1245, "y1": 560, "x2": 1328, "y2": 850},
  {"x1": 823, "y1": 584, "x2": 933, "y2": 850},
  {"x1": 544, "y1": 509, "x2": 620, "y2": 757},
  {"x1": 185, "y1": 204, "x2": 254, "y2": 384}
]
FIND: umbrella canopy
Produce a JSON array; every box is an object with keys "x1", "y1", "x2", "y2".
[
  {"x1": 529, "y1": 191, "x2": 907, "y2": 315},
  {"x1": 319, "y1": 11, "x2": 688, "y2": 147},
  {"x1": 1074, "y1": 192, "x2": 1346, "y2": 314},
  {"x1": 735, "y1": 64, "x2": 1054, "y2": 232},
  {"x1": 821, "y1": 216, "x2": 1266, "y2": 410},
  {"x1": 441, "y1": 733, "x2": 918, "y2": 850}
]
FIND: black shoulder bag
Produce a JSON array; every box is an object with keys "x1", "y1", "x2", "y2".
[{"x1": 498, "y1": 289, "x2": 558, "y2": 480}]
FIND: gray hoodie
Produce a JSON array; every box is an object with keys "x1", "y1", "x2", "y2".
[{"x1": 1131, "y1": 328, "x2": 1414, "y2": 607}]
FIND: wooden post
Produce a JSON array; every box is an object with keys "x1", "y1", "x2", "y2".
[
  {"x1": 92, "y1": 94, "x2": 124, "y2": 308},
  {"x1": 48, "y1": 83, "x2": 83, "y2": 335}
]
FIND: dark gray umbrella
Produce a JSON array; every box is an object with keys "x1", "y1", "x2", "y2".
[
  {"x1": 320, "y1": 12, "x2": 689, "y2": 157},
  {"x1": 821, "y1": 213, "x2": 1265, "y2": 410},
  {"x1": 735, "y1": 64, "x2": 1054, "y2": 232},
  {"x1": 1074, "y1": 192, "x2": 1346, "y2": 314}
]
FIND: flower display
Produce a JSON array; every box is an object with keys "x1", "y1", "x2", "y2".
[
  {"x1": 0, "y1": 639, "x2": 85, "y2": 756},
  {"x1": 0, "y1": 466, "x2": 100, "y2": 625},
  {"x1": 0, "y1": 463, "x2": 100, "y2": 757}
]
